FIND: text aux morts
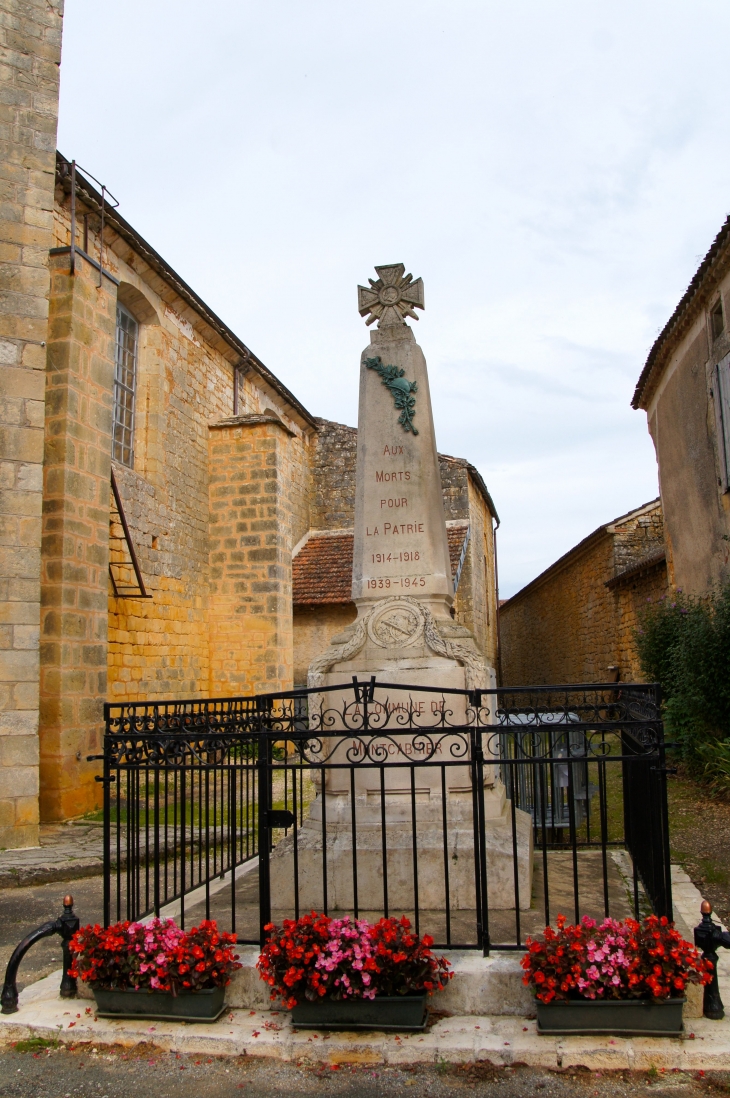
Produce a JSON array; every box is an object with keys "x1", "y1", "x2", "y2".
[{"x1": 376, "y1": 443, "x2": 411, "y2": 484}]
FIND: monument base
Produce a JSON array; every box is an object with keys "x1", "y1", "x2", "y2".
[
  {"x1": 269, "y1": 784, "x2": 533, "y2": 913},
  {"x1": 286, "y1": 593, "x2": 533, "y2": 921}
]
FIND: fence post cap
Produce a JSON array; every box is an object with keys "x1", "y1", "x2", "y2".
[{"x1": 701, "y1": 900, "x2": 713, "y2": 916}]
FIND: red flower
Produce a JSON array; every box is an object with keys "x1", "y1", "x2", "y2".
[
  {"x1": 68, "y1": 918, "x2": 241, "y2": 994},
  {"x1": 257, "y1": 913, "x2": 452, "y2": 1008},
  {"x1": 521, "y1": 914, "x2": 711, "y2": 1004}
]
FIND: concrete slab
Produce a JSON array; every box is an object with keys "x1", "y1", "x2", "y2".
[
  {"x1": 224, "y1": 945, "x2": 532, "y2": 1016},
  {"x1": 3, "y1": 969, "x2": 730, "y2": 1069},
  {"x1": 3, "y1": 859, "x2": 726, "y2": 1068}
]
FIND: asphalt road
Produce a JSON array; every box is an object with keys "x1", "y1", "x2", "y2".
[{"x1": 0, "y1": 1048, "x2": 724, "y2": 1098}]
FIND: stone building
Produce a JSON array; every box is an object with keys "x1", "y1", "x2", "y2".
[
  {"x1": 0, "y1": 10, "x2": 501, "y2": 849},
  {"x1": 500, "y1": 499, "x2": 667, "y2": 686},
  {"x1": 0, "y1": 0, "x2": 64, "y2": 849},
  {"x1": 632, "y1": 216, "x2": 730, "y2": 595}
]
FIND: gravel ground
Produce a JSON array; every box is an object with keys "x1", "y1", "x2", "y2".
[{"x1": 0, "y1": 1046, "x2": 727, "y2": 1098}]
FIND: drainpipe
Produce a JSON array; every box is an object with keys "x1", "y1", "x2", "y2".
[{"x1": 493, "y1": 518, "x2": 502, "y2": 687}]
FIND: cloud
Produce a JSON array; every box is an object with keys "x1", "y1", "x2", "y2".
[{"x1": 57, "y1": 0, "x2": 727, "y2": 594}]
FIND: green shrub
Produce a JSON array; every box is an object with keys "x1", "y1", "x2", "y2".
[
  {"x1": 635, "y1": 582, "x2": 730, "y2": 780},
  {"x1": 695, "y1": 737, "x2": 730, "y2": 796}
]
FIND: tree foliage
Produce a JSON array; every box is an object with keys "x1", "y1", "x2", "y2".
[{"x1": 635, "y1": 583, "x2": 730, "y2": 786}]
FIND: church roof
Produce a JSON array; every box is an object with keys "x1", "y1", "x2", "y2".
[
  {"x1": 293, "y1": 523, "x2": 470, "y2": 606},
  {"x1": 55, "y1": 152, "x2": 317, "y2": 431}
]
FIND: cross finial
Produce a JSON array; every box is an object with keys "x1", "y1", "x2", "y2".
[{"x1": 357, "y1": 263, "x2": 425, "y2": 328}]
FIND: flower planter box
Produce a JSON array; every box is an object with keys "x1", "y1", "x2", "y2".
[
  {"x1": 291, "y1": 993, "x2": 428, "y2": 1031},
  {"x1": 536, "y1": 997, "x2": 685, "y2": 1037},
  {"x1": 92, "y1": 985, "x2": 226, "y2": 1023}
]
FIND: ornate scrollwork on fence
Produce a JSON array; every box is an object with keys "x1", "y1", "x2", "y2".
[
  {"x1": 103, "y1": 682, "x2": 662, "y2": 768},
  {"x1": 288, "y1": 727, "x2": 472, "y2": 767}
]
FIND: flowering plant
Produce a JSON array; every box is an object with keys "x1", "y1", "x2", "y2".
[
  {"x1": 257, "y1": 912, "x2": 452, "y2": 1009},
  {"x1": 521, "y1": 914, "x2": 712, "y2": 1003},
  {"x1": 69, "y1": 918, "x2": 241, "y2": 994}
]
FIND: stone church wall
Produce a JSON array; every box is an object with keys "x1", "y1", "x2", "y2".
[
  {"x1": 309, "y1": 418, "x2": 357, "y2": 530},
  {"x1": 0, "y1": 0, "x2": 63, "y2": 846},
  {"x1": 49, "y1": 198, "x2": 235, "y2": 708}
]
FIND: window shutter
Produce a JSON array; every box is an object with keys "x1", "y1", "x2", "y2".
[{"x1": 713, "y1": 353, "x2": 730, "y2": 492}]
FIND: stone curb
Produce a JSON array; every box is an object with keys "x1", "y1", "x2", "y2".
[
  {"x1": 2, "y1": 971, "x2": 730, "y2": 1070},
  {"x1": 0, "y1": 860, "x2": 103, "y2": 890}
]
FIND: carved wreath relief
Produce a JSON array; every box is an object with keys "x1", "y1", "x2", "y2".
[
  {"x1": 368, "y1": 602, "x2": 424, "y2": 648},
  {"x1": 308, "y1": 595, "x2": 488, "y2": 692}
]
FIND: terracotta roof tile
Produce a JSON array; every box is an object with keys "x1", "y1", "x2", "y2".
[
  {"x1": 293, "y1": 533, "x2": 354, "y2": 605},
  {"x1": 447, "y1": 523, "x2": 469, "y2": 577},
  {"x1": 293, "y1": 524, "x2": 469, "y2": 606}
]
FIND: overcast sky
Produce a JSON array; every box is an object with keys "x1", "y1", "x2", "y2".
[{"x1": 57, "y1": 0, "x2": 730, "y2": 597}]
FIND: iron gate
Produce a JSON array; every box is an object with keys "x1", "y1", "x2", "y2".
[{"x1": 100, "y1": 679, "x2": 670, "y2": 953}]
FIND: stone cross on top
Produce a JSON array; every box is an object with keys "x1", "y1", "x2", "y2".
[{"x1": 357, "y1": 263, "x2": 425, "y2": 328}]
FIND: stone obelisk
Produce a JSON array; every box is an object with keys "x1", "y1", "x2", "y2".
[
  {"x1": 270, "y1": 265, "x2": 532, "y2": 916},
  {"x1": 309, "y1": 264, "x2": 492, "y2": 692}
]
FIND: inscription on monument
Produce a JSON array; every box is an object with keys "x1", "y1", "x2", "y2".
[
  {"x1": 365, "y1": 522, "x2": 425, "y2": 537},
  {"x1": 351, "y1": 265, "x2": 453, "y2": 604},
  {"x1": 376, "y1": 470, "x2": 411, "y2": 481}
]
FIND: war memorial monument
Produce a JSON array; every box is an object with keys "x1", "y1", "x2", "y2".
[{"x1": 270, "y1": 265, "x2": 533, "y2": 921}]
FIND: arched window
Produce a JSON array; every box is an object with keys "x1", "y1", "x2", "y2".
[{"x1": 113, "y1": 302, "x2": 139, "y2": 467}]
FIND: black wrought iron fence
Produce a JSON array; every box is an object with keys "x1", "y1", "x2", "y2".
[{"x1": 100, "y1": 680, "x2": 669, "y2": 954}]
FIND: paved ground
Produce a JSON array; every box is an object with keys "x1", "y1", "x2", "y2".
[
  {"x1": 0, "y1": 877, "x2": 104, "y2": 994},
  {"x1": 98, "y1": 847, "x2": 641, "y2": 949},
  {"x1": 0, "y1": 824, "x2": 104, "y2": 889},
  {"x1": 0, "y1": 1047, "x2": 725, "y2": 1098}
]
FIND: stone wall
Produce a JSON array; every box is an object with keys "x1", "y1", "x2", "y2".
[
  {"x1": 40, "y1": 251, "x2": 115, "y2": 820},
  {"x1": 612, "y1": 501, "x2": 667, "y2": 682},
  {"x1": 0, "y1": 0, "x2": 62, "y2": 845},
  {"x1": 500, "y1": 533, "x2": 615, "y2": 686},
  {"x1": 309, "y1": 418, "x2": 357, "y2": 530},
  {"x1": 293, "y1": 604, "x2": 357, "y2": 686},
  {"x1": 208, "y1": 415, "x2": 310, "y2": 696},
  {"x1": 614, "y1": 562, "x2": 669, "y2": 682},
  {"x1": 500, "y1": 501, "x2": 667, "y2": 686},
  {"x1": 645, "y1": 314, "x2": 730, "y2": 595}
]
